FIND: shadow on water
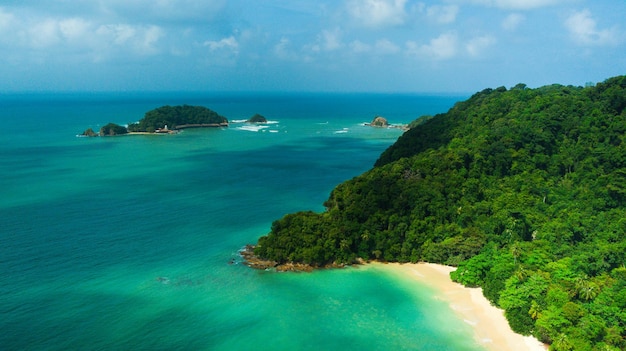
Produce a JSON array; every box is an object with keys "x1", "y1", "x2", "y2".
[{"x1": 0, "y1": 288, "x2": 264, "y2": 351}]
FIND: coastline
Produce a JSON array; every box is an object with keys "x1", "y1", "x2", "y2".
[
  {"x1": 370, "y1": 262, "x2": 548, "y2": 351},
  {"x1": 239, "y1": 247, "x2": 548, "y2": 350}
]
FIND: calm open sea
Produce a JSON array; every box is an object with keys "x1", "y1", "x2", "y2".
[{"x1": 0, "y1": 92, "x2": 484, "y2": 350}]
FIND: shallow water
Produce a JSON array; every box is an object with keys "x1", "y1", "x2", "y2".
[{"x1": 0, "y1": 92, "x2": 483, "y2": 350}]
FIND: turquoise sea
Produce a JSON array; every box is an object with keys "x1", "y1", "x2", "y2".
[{"x1": 0, "y1": 92, "x2": 485, "y2": 350}]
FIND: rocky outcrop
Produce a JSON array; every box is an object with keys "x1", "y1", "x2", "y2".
[
  {"x1": 81, "y1": 128, "x2": 98, "y2": 137},
  {"x1": 370, "y1": 116, "x2": 389, "y2": 127},
  {"x1": 240, "y1": 245, "x2": 353, "y2": 272},
  {"x1": 240, "y1": 245, "x2": 279, "y2": 270}
]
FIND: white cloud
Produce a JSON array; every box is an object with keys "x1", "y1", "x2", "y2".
[
  {"x1": 0, "y1": 7, "x2": 14, "y2": 33},
  {"x1": 463, "y1": 0, "x2": 571, "y2": 10},
  {"x1": 564, "y1": 9, "x2": 621, "y2": 46},
  {"x1": 349, "y1": 38, "x2": 399, "y2": 55},
  {"x1": 320, "y1": 29, "x2": 343, "y2": 51},
  {"x1": 204, "y1": 36, "x2": 239, "y2": 52},
  {"x1": 346, "y1": 0, "x2": 408, "y2": 28},
  {"x1": 426, "y1": 5, "x2": 459, "y2": 24},
  {"x1": 89, "y1": 24, "x2": 164, "y2": 57},
  {"x1": 0, "y1": 4, "x2": 165, "y2": 61},
  {"x1": 307, "y1": 28, "x2": 343, "y2": 54},
  {"x1": 2, "y1": 0, "x2": 625, "y2": 92},
  {"x1": 97, "y1": 24, "x2": 136, "y2": 45},
  {"x1": 59, "y1": 18, "x2": 92, "y2": 40},
  {"x1": 375, "y1": 39, "x2": 400, "y2": 54},
  {"x1": 502, "y1": 13, "x2": 524, "y2": 31},
  {"x1": 350, "y1": 40, "x2": 372, "y2": 53},
  {"x1": 274, "y1": 37, "x2": 298, "y2": 60},
  {"x1": 465, "y1": 35, "x2": 496, "y2": 56},
  {"x1": 407, "y1": 32, "x2": 458, "y2": 60},
  {"x1": 28, "y1": 19, "x2": 62, "y2": 48},
  {"x1": 94, "y1": 0, "x2": 228, "y2": 24},
  {"x1": 141, "y1": 25, "x2": 163, "y2": 54},
  {"x1": 199, "y1": 33, "x2": 239, "y2": 66}
]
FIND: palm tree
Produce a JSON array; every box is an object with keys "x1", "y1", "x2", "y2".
[
  {"x1": 574, "y1": 274, "x2": 589, "y2": 291},
  {"x1": 340, "y1": 239, "x2": 351, "y2": 252},
  {"x1": 528, "y1": 300, "x2": 541, "y2": 320},
  {"x1": 511, "y1": 241, "x2": 522, "y2": 265},
  {"x1": 553, "y1": 333, "x2": 573, "y2": 351},
  {"x1": 579, "y1": 282, "x2": 599, "y2": 301},
  {"x1": 574, "y1": 274, "x2": 599, "y2": 301},
  {"x1": 514, "y1": 265, "x2": 528, "y2": 281},
  {"x1": 361, "y1": 230, "x2": 370, "y2": 242}
]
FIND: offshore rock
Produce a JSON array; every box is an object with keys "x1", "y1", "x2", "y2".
[
  {"x1": 81, "y1": 128, "x2": 98, "y2": 137},
  {"x1": 370, "y1": 116, "x2": 389, "y2": 127}
]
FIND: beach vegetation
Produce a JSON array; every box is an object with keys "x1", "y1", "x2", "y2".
[{"x1": 251, "y1": 75, "x2": 626, "y2": 350}]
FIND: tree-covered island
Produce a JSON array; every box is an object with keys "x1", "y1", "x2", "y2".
[
  {"x1": 81, "y1": 105, "x2": 228, "y2": 136},
  {"x1": 247, "y1": 113, "x2": 268, "y2": 123},
  {"x1": 245, "y1": 76, "x2": 626, "y2": 350}
]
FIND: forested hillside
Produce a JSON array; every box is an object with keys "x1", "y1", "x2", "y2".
[{"x1": 252, "y1": 76, "x2": 626, "y2": 350}]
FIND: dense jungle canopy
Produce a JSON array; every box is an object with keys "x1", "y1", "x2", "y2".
[{"x1": 253, "y1": 75, "x2": 626, "y2": 351}]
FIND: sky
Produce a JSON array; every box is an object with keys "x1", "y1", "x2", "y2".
[{"x1": 0, "y1": 0, "x2": 625, "y2": 93}]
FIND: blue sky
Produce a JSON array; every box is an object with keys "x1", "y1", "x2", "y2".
[{"x1": 1, "y1": 0, "x2": 624, "y2": 92}]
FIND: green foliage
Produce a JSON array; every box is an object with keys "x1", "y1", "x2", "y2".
[
  {"x1": 482, "y1": 257, "x2": 516, "y2": 304},
  {"x1": 252, "y1": 76, "x2": 626, "y2": 349},
  {"x1": 99, "y1": 123, "x2": 128, "y2": 135},
  {"x1": 247, "y1": 113, "x2": 267, "y2": 123},
  {"x1": 407, "y1": 115, "x2": 434, "y2": 129},
  {"x1": 505, "y1": 307, "x2": 535, "y2": 335},
  {"x1": 450, "y1": 250, "x2": 492, "y2": 287},
  {"x1": 126, "y1": 122, "x2": 142, "y2": 132}
]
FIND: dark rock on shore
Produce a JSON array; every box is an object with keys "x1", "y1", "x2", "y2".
[
  {"x1": 240, "y1": 245, "x2": 355, "y2": 272},
  {"x1": 240, "y1": 245, "x2": 279, "y2": 270}
]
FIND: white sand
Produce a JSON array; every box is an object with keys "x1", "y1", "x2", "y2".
[{"x1": 372, "y1": 262, "x2": 548, "y2": 351}]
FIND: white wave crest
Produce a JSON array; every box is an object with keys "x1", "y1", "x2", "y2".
[{"x1": 237, "y1": 125, "x2": 270, "y2": 132}]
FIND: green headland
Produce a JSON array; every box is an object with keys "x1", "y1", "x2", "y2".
[{"x1": 246, "y1": 75, "x2": 626, "y2": 351}]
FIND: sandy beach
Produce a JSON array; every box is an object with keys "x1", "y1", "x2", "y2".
[{"x1": 372, "y1": 262, "x2": 548, "y2": 351}]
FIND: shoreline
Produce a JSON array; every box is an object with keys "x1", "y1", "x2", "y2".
[
  {"x1": 371, "y1": 262, "x2": 548, "y2": 351},
  {"x1": 239, "y1": 248, "x2": 547, "y2": 350}
]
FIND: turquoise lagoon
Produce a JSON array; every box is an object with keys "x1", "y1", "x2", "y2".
[{"x1": 0, "y1": 92, "x2": 486, "y2": 350}]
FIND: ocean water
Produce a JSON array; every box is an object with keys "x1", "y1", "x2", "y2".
[{"x1": 0, "y1": 92, "x2": 483, "y2": 351}]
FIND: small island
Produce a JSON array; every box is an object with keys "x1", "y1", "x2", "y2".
[
  {"x1": 364, "y1": 115, "x2": 409, "y2": 130},
  {"x1": 81, "y1": 105, "x2": 229, "y2": 136},
  {"x1": 368, "y1": 116, "x2": 389, "y2": 127},
  {"x1": 247, "y1": 113, "x2": 268, "y2": 123}
]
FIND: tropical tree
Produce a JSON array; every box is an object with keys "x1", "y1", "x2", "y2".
[
  {"x1": 552, "y1": 333, "x2": 573, "y2": 351},
  {"x1": 529, "y1": 300, "x2": 541, "y2": 320}
]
